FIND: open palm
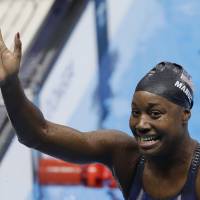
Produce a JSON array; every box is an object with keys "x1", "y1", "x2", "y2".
[{"x1": 0, "y1": 30, "x2": 21, "y2": 84}]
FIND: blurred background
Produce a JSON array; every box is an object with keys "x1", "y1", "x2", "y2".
[{"x1": 0, "y1": 0, "x2": 200, "y2": 199}]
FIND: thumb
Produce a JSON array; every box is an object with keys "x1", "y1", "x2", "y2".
[{"x1": 14, "y1": 32, "x2": 22, "y2": 59}]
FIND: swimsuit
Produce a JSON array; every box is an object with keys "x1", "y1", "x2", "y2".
[{"x1": 128, "y1": 143, "x2": 200, "y2": 200}]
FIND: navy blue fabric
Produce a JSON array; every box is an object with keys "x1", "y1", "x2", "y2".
[{"x1": 129, "y1": 143, "x2": 200, "y2": 200}]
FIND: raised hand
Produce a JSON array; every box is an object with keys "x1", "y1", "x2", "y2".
[{"x1": 0, "y1": 30, "x2": 22, "y2": 86}]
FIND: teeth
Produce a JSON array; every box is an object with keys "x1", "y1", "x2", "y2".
[{"x1": 139, "y1": 135, "x2": 158, "y2": 142}]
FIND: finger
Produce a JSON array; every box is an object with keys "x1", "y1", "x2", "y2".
[
  {"x1": 0, "y1": 29, "x2": 7, "y2": 51},
  {"x1": 0, "y1": 29, "x2": 4, "y2": 43},
  {"x1": 14, "y1": 32, "x2": 22, "y2": 59}
]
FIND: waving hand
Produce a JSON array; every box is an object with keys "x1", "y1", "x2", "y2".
[{"x1": 0, "y1": 30, "x2": 21, "y2": 85}]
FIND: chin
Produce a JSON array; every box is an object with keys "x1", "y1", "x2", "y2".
[
  {"x1": 137, "y1": 140, "x2": 164, "y2": 157},
  {"x1": 139, "y1": 147, "x2": 161, "y2": 157}
]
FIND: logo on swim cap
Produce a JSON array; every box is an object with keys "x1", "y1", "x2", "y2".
[
  {"x1": 174, "y1": 81, "x2": 193, "y2": 104},
  {"x1": 180, "y1": 70, "x2": 194, "y2": 91}
]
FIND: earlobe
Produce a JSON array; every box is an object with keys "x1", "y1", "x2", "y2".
[{"x1": 182, "y1": 109, "x2": 191, "y2": 124}]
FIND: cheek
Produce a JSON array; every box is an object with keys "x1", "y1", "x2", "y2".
[
  {"x1": 149, "y1": 117, "x2": 172, "y2": 133},
  {"x1": 164, "y1": 115, "x2": 182, "y2": 128},
  {"x1": 154, "y1": 117, "x2": 181, "y2": 136}
]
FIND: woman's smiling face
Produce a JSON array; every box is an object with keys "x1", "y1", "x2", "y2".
[{"x1": 129, "y1": 91, "x2": 189, "y2": 157}]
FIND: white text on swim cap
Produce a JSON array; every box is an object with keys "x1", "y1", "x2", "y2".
[{"x1": 174, "y1": 81, "x2": 192, "y2": 103}]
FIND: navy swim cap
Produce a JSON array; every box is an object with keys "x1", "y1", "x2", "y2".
[{"x1": 135, "y1": 62, "x2": 194, "y2": 109}]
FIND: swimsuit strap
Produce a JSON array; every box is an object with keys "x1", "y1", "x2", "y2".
[
  {"x1": 128, "y1": 156, "x2": 145, "y2": 199},
  {"x1": 181, "y1": 142, "x2": 200, "y2": 199}
]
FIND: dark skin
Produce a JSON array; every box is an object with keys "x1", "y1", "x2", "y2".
[
  {"x1": 0, "y1": 30, "x2": 199, "y2": 199},
  {"x1": 130, "y1": 91, "x2": 200, "y2": 199}
]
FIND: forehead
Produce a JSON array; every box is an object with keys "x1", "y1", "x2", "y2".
[{"x1": 132, "y1": 91, "x2": 180, "y2": 109}]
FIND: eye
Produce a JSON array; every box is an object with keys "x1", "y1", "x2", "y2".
[
  {"x1": 131, "y1": 109, "x2": 140, "y2": 117},
  {"x1": 150, "y1": 110, "x2": 162, "y2": 119}
]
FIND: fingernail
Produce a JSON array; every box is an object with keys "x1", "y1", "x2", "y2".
[{"x1": 17, "y1": 32, "x2": 20, "y2": 39}]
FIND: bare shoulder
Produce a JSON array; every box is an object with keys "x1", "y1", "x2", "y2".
[
  {"x1": 95, "y1": 130, "x2": 140, "y2": 197},
  {"x1": 84, "y1": 129, "x2": 137, "y2": 147},
  {"x1": 84, "y1": 128, "x2": 139, "y2": 167},
  {"x1": 84, "y1": 129, "x2": 138, "y2": 157},
  {"x1": 196, "y1": 167, "x2": 200, "y2": 199},
  {"x1": 46, "y1": 123, "x2": 139, "y2": 197},
  {"x1": 106, "y1": 130, "x2": 139, "y2": 159}
]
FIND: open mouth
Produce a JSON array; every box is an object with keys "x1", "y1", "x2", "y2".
[{"x1": 136, "y1": 135, "x2": 161, "y2": 149}]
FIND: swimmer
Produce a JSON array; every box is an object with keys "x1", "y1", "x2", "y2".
[{"x1": 0, "y1": 31, "x2": 200, "y2": 199}]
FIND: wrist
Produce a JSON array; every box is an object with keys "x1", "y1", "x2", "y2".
[{"x1": 1, "y1": 74, "x2": 19, "y2": 90}]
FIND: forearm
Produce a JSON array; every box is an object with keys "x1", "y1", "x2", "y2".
[{"x1": 1, "y1": 75, "x2": 47, "y2": 147}]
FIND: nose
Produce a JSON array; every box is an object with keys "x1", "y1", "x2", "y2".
[{"x1": 136, "y1": 115, "x2": 151, "y2": 134}]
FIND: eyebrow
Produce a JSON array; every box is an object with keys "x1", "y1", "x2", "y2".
[
  {"x1": 132, "y1": 102, "x2": 160, "y2": 108},
  {"x1": 148, "y1": 103, "x2": 160, "y2": 107}
]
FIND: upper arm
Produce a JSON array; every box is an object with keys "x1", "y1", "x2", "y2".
[{"x1": 33, "y1": 120, "x2": 135, "y2": 167}]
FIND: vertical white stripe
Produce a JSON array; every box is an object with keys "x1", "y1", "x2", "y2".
[
  {"x1": 177, "y1": 194, "x2": 182, "y2": 200},
  {"x1": 137, "y1": 189, "x2": 144, "y2": 200}
]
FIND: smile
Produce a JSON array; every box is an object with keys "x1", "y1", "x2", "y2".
[
  {"x1": 138, "y1": 135, "x2": 160, "y2": 142},
  {"x1": 137, "y1": 135, "x2": 161, "y2": 149}
]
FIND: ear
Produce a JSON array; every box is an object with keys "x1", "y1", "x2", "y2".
[{"x1": 182, "y1": 109, "x2": 191, "y2": 124}]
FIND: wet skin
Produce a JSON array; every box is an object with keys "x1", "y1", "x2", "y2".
[{"x1": 129, "y1": 91, "x2": 191, "y2": 157}]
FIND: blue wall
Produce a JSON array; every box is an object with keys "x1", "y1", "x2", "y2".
[{"x1": 102, "y1": 0, "x2": 200, "y2": 141}]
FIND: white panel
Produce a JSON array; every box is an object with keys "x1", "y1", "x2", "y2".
[
  {"x1": 1, "y1": 0, "x2": 55, "y2": 52},
  {"x1": 39, "y1": 2, "x2": 98, "y2": 125},
  {"x1": 0, "y1": 137, "x2": 33, "y2": 200},
  {"x1": 107, "y1": 0, "x2": 135, "y2": 40}
]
